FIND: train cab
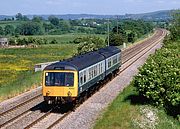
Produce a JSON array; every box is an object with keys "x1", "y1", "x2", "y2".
[{"x1": 42, "y1": 63, "x2": 78, "y2": 104}]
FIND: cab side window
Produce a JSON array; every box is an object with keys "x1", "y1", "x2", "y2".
[{"x1": 80, "y1": 72, "x2": 83, "y2": 86}]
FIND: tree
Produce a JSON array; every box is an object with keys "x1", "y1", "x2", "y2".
[
  {"x1": 32, "y1": 16, "x2": 43, "y2": 23},
  {"x1": 15, "y1": 13, "x2": 29, "y2": 21},
  {"x1": 22, "y1": 16, "x2": 29, "y2": 21},
  {"x1": 76, "y1": 36, "x2": 105, "y2": 55},
  {"x1": 59, "y1": 20, "x2": 71, "y2": 32},
  {"x1": 48, "y1": 16, "x2": 59, "y2": 26},
  {"x1": 15, "y1": 22, "x2": 44, "y2": 35},
  {"x1": 127, "y1": 31, "x2": 136, "y2": 43},
  {"x1": 0, "y1": 26, "x2": 4, "y2": 35},
  {"x1": 43, "y1": 23, "x2": 54, "y2": 33},
  {"x1": 4, "y1": 25, "x2": 14, "y2": 35},
  {"x1": 170, "y1": 10, "x2": 180, "y2": 40},
  {"x1": 15, "y1": 13, "x2": 23, "y2": 20},
  {"x1": 108, "y1": 33, "x2": 125, "y2": 46}
]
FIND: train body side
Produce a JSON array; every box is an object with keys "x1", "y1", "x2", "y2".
[
  {"x1": 42, "y1": 46, "x2": 121, "y2": 103},
  {"x1": 78, "y1": 46, "x2": 121, "y2": 95}
]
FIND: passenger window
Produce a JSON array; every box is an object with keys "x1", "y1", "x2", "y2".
[
  {"x1": 99, "y1": 64, "x2": 101, "y2": 74},
  {"x1": 89, "y1": 69, "x2": 91, "y2": 80},
  {"x1": 84, "y1": 71, "x2": 86, "y2": 83},
  {"x1": 118, "y1": 54, "x2": 121, "y2": 61},
  {"x1": 113, "y1": 56, "x2": 117, "y2": 64},
  {"x1": 108, "y1": 59, "x2": 111, "y2": 68},
  {"x1": 94, "y1": 66, "x2": 96, "y2": 76},
  {"x1": 101, "y1": 63, "x2": 103, "y2": 73},
  {"x1": 95, "y1": 65, "x2": 97, "y2": 76},
  {"x1": 80, "y1": 76, "x2": 83, "y2": 85},
  {"x1": 92, "y1": 67, "x2": 94, "y2": 78}
]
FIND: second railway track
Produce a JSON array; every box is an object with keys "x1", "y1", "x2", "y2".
[{"x1": 0, "y1": 29, "x2": 167, "y2": 129}]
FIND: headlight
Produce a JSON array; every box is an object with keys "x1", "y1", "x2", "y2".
[
  {"x1": 46, "y1": 91, "x2": 50, "y2": 96},
  {"x1": 67, "y1": 91, "x2": 72, "y2": 96}
]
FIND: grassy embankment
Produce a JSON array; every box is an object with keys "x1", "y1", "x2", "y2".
[
  {"x1": 94, "y1": 84, "x2": 179, "y2": 129},
  {"x1": 0, "y1": 44, "x2": 77, "y2": 101},
  {"x1": 94, "y1": 40, "x2": 180, "y2": 129}
]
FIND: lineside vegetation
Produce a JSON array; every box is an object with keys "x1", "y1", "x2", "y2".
[{"x1": 94, "y1": 10, "x2": 180, "y2": 129}]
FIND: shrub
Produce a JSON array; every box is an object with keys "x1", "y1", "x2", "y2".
[
  {"x1": 50, "y1": 39, "x2": 58, "y2": 44},
  {"x1": 75, "y1": 36, "x2": 105, "y2": 55},
  {"x1": 134, "y1": 39, "x2": 180, "y2": 116}
]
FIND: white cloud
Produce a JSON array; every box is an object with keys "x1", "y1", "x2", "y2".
[
  {"x1": 46, "y1": 0, "x2": 65, "y2": 5},
  {"x1": 157, "y1": 0, "x2": 165, "y2": 4}
]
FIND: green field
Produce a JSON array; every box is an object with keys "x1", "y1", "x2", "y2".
[
  {"x1": 0, "y1": 44, "x2": 77, "y2": 101},
  {"x1": 93, "y1": 84, "x2": 180, "y2": 129},
  {"x1": 0, "y1": 21, "x2": 26, "y2": 28},
  {"x1": 21, "y1": 34, "x2": 106, "y2": 44}
]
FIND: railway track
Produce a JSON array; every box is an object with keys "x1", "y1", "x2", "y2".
[
  {"x1": 0, "y1": 94, "x2": 43, "y2": 128},
  {"x1": 0, "y1": 29, "x2": 167, "y2": 129},
  {"x1": 25, "y1": 109, "x2": 71, "y2": 129},
  {"x1": 122, "y1": 29, "x2": 164, "y2": 63}
]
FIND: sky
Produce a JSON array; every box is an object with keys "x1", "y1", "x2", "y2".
[{"x1": 0, "y1": 0, "x2": 180, "y2": 15}]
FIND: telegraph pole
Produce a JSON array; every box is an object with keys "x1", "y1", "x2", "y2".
[
  {"x1": 107, "y1": 19, "x2": 110, "y2": 46},
  {"x1": 117, "y1": 15, "x2": 118, "y2": 34}
]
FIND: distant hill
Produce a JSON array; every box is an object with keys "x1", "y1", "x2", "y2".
[
  {"x1": 0, "y1": 10, "x2": 172, "y2": 21},
  {"x1": 0, "y1": 15, "x2": 13, "y2": 20},
  {"x1": 124, "y1": 10, "x2": 172, "y2": 21}
]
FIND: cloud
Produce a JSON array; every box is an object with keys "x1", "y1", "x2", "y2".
[
  {"x1": 157, "y1": 0, "x2": 165, "y2": 4},
  {"x1": 123, "y1": 0, "x2": 143, "y2": 3},
  {"x1": 46, "y1": 0, "x2": 65, "y2": 5}
]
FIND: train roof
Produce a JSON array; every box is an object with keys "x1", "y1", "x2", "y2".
[
  {"x1": 98, "y1": 46, "x2": 121, "y2": 58},
  {"x1": 44, "y1": 46, "x2": 121, "y2": 71}
]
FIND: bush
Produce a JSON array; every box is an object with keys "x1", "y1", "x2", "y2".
[
  {"x1": 11, "y1": 37, "x2": 48, "y2": 45},
  {"x1": 50, "y1": 39, "x2": 58, "y2": 44},
  {"x1": 75, "y1": 36, "x2": 105, "y2": 55},
  {"x1": 9, "y1": 38, "x2": 16, "y2": 45},
  {"x1": 134, "y1": 39, "x2": 180, "y2": 116}
]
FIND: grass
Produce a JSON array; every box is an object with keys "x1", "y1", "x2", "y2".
[
  {"x1": 0, "y1": 21, "x2": 26, "y2": 28},
  {"x1": 21, "y1": 33, "x2": 106, "y2": 44},
  {"x1": 0, "y1": 71, "x2": 41, "y2": 101},
  {"x1": 93, "y1": 84, "x2": 180, "y2": 129},
  {"x1": 0, "y1": 44, "x2": 77, "y2": 101}
]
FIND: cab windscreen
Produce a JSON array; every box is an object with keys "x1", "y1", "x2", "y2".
[{"x1": 45, "y1": 72, "x2": 74, "y2": 86}]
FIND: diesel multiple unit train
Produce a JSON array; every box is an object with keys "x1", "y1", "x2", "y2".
[{"x1": 42, "y1": 46, "x2": 121, "y2": 104}]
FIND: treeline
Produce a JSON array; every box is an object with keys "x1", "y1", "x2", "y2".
[
  {"x1": 73, "y1": 20, "x2": 154, "y2": 54},
  {"x1": 134, "y1": 10, "x2": 180, "y2": 118},
  {"x1": 0, "y1": 13, "x2": 106, "y2": 36},
  {"x1": 0, "y1": 13, "x2": 153, "y2": 37},
  {"x1": 108, "y1": 20, "x2": 153, "y2": 46},
  {"x1": 9, "y1": 37, "x2": 58, "y2": 46}
]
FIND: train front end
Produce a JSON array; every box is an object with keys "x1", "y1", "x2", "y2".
[{"x1": 42, "y1": 70, "x2": 78, "y2": 104}]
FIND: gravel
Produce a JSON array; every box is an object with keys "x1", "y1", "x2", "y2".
[
  {"x1": 30, "y1": 113, "x2": 64, "y2": 129},
  {"x1": 0, "y1": 87, "x2": 42, "y2": 114},
  {"x1": 0, "y1": 95, "x2": 43, "y2": 126},
  {"x1": 52, "y1": 41, "x2": 163, "y2": 129}
]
